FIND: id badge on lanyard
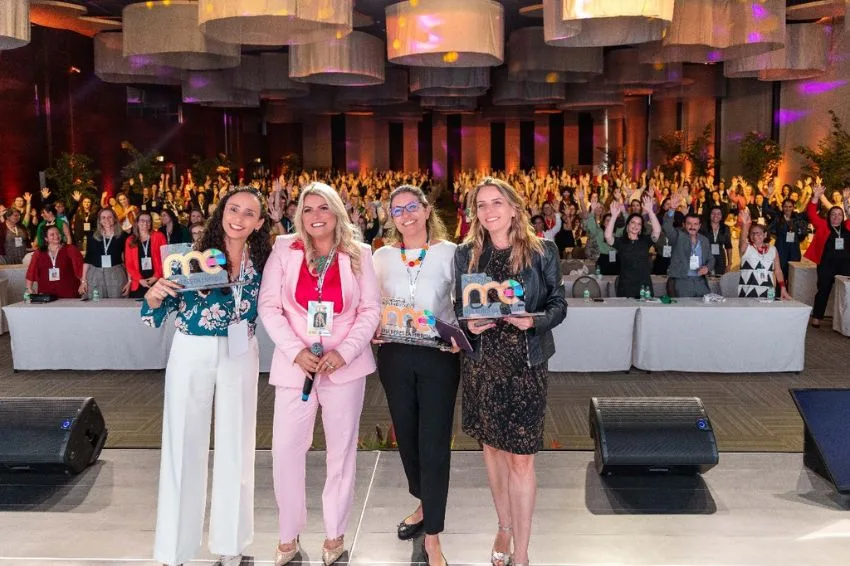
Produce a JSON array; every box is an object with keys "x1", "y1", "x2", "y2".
[
  {"x1": 307, "y1": 248, "x2": 337, "y2": 337},
  {"x1": 140, "y1": 240, "x2": 152, "y2": 271},
  {"x1": 786, "y1": 232, "x2": 795, "y2": 243},
  {"x1": 228, "y1": 249, "x2": 250, "y2": 357},
  {"x1": 101, "y1": 236, "x2": 114, "y2": 268},
  {"x1": 689, "y1": 254, "x2": 700, "y2": 271},
  {"x1": 836, "y1": 237, "x2": 845, "y2": 251},
  {"x1": 662, "y1": 244, "x2": 672, "y2": 258}
]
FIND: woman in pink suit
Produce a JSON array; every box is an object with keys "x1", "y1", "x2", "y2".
[{"x1": 259, "y1": 182, "x2": 381, "y2": 566}]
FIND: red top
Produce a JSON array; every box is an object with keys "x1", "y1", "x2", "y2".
[
  {"x1": 294, "y1": 256, "x2": 344, "y2": 314},
  {"x1": 26, "y1": 245, "x2": 84, "y2": 298},
  {"x1": 125, "y1": 231, "x2": 166, "y2": 291},
  {"x1": 804, "y1": 201, "x2": 850, "y2": 265}
]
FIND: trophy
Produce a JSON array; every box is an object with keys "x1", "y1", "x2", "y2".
[
  {"x1": 379, "y1": 297, "x2": 443, "y2": 348},
  {"x1": 460, "y1": 273, "x2": 538, "y2": 319},
  {"x1": 161, "y1": 243, "x2": 245, "y2": 291}
]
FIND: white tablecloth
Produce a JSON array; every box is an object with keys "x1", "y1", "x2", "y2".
[
  {"x1": 633, "y1": 298, "x2": 811, "y2": 373},
  {"x1": 2, "y1": 299, "x2": 279, "y2": 372},
  {"x1": 833, "y1": 276, "x2": 850, "y2": 337},
  {"x1": 0, "y1": 264, "x2": 28, "y2": 305},
  {"x1": 548, "y1": 298, "x2": 638, "y2": 372},
  {"x1": 0, "y1": 279, "x2": 8, "y2": 334},
  {"x1": 789, "y1": 260, "x2": 834, "y2": 312}
]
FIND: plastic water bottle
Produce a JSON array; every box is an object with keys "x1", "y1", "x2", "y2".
[
  {"x1": 23, "y1": 291, "x2": 30, "y2": 304},
  {"x1": 640, "y1": 286, "x2": 647, "y2": 301},
  {"x1": 92, "y1": 289, "x2": 101, "y2": 302},
  {"x1": 766, "y1": 287, "x2": 775, "y2": 301},
  {"x1": 595, "y1": 266, "x2": 602, "y2": 280},
  {"x1": 583, "y1": 289, "x2": 590, "y2": 302}
]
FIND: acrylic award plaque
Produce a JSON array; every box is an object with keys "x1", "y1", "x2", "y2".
[
  {"x1": 161, "y1": 243, "x2": 244, "y2": 292},
  {"x1": 379, "y1": 297, "x2": 443, "y2": 348},
  {"x1": 460, "y1": 273, "x2": 539, "y2": 319}
]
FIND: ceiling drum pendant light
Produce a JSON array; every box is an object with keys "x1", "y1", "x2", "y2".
[
  {"x1": 603, "y1": 47, "x2": 686, "y2": 87},
  {"x1": 409, "y1": 67, "x2": 490, "y2": 97},
  {"x1": 259, "y1": 53, "x2": 310, "y2": 100},
  {"x1": 724, "y1": 22, "x2": 830, "y2": 82},
  {"x1": 124, "y1": 1, "x2": 240, "y2": 71},
  {"x1": 336, "y1": 67, "x2": 409, "y2": 106},
  {"x1": 198, "y1": 0, "x2": 353, "y2": 46},
  {"x1": 0, "y1": 0, "x2": 29, "y2": 51},
  {"x1": 507, "y1": 27, "x2": 602, "y2": 83},
  {"x1": 558, "y1": 87, "x2": 624, "y2": 110},
  {"x1": 386, "y1": 0, "x2": 504, "y2": 67},
  {"x1": 492, "y1": 68, "x2": 566, "y2": 105},
  {"x1": 544, "y1": 0, "x2": 674, "y2": 47},
  {"x1": 420, "y1": 96, "x2": 479, "y2": 111},
  {"x1": 182, "y1": 70, "x2": 261, "y2": 108},
  {"x1": 639, "y1": 0, "x2": 786, "y2": 64},
  {"x1": 653, "y1": 63, "x2": 726, "y2": 99},
  {"x1": 94, "y1": 32, "x2": 183, "y2": 86},
  {"x1": 290, "y1": 30, "x2": 385, "y2": 86}
]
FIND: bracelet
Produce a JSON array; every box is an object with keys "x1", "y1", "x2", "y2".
[{"x1": 778, "y1": 280, "x2": 785, "y2": 287}]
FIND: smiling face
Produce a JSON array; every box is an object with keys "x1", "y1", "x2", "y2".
[
  {"x1": 626, "y1": 215, "x2": 643, "y2": 238},
  {"x1": 221, "y1": 191, "x2": 263, "y2": 242},
  {"x1": 45, "y1": 226, "x2": 61, "y2": 246},
  {"x1": 685, "y1": 216, "x2": 701, "y2": 236},
  {"x1": 7, "y1": 210, "x2": 20, "y2": 225},
  {"x1": 475, "y1": 184, "x2": 515, "y2": 240},
  {"x1": 710, "y1": 208, "x2": 722, "y2": 224},
  {"x1": 99, "y1": 209, "x2": 116, "y2": 232},
  {"x1": 829, "y1": 207, "x2": 845, "y2": 227},
  {"x1": 782, "y1": 200, "x2": 794, "y2": 217},
  {"x1": 390, "y1": 191, "x2": 429, "y2": 243},
  {"x1": 189, "y1": 210, "x2": 204, "y2": 225},
  {"x1": 301, "y1": 194, "x2": 337, "y2": 241},
  {"x1": 749, "y1": 224, "x2": 767, "y2": 246},
  {"x1": 117, "y1": 194, "x2": 129, "y2": 208},
  {"x1": 136, "y1": 213, "x2": 152, "y2": 234}
]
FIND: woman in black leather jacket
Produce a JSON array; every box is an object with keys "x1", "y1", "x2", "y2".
[{"x1": 452, "y1": 177, "x2": 566, "y2": 566}]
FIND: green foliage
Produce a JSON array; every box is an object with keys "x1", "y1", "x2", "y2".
[
  {"x1": 191, "y1": 153, "x2": 233, "y2": 185},
  {"x1": 794, "y1": 110, "x2": 850, "y2": 190},
  {"x1": 45, "y1": 153, "x2": 99, "y2": 204},
  {"x1": 119, "y1": 141, "x2": 165, "y2": 192},
  {"x1": 652, "y1": 122, "x2": 716, "y2": 178},
  {"x1": 739, "y1": 131, "x2": 782, "y2": 186},
  {"x1": 687, "y1": 122, "x2": 716, "y2": 178}
]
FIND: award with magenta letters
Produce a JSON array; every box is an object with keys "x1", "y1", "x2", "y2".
[
  {"x1": 460, "y1": 273, "x2": 540, "y2": 319},
  {"x1": 161, "y1": 243, "x2": 245, "y2": 291},
  {"x1": 379, "y1": 297, "x2": 442, "y2": 348}
]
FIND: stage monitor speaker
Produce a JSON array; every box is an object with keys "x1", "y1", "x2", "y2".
[
  {"x1": 0, "y1": 397, "x2": 108, "y2": 474},
  {"x1": 589, "y1": 397, "x2": 718, "y2": 475},
  {"x1": 790, "y1": 388, "x2": 850, "y2": 494}
]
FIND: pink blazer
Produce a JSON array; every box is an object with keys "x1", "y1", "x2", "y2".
[{"x1": 259, "y1": 234, "x2": 381, "y2": 387}]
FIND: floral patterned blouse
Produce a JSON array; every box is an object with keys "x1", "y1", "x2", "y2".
[{"x1": 140, "y1": 258, "x2": 262, "y2": 337}]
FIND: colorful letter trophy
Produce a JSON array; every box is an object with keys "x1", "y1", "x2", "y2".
[
  {"x1": 460, "y1": 273, "x2": 532, "y2": 319},
  {"x1": 160, "y1": 243, "x2": 237, "y2": 291},
  {"x1": 379, "y1": 297, "x2": 442, "y2": 348}
]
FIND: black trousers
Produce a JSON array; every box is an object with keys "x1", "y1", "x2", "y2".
[
  {"x1": 813, "y1": 258, "x2": 850, "y2": 319},
  {"x1": 378, "y1": 343, "x2": 460, "y2": 535}
]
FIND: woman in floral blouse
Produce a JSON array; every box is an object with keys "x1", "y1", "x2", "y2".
[{"x1": 140, "y1": 187, "x2": 272, "y2": 566}]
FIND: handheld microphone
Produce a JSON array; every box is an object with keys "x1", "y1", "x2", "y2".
[{"x1": 301, "y1": 342, "x2": 324, "y2": 401}]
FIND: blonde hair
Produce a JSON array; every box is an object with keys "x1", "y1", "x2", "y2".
[
  {"x1": 94, "y1": 207, "x2": 120, "y2": 241},
  {"x1": 464, "y1": 177, "x2": 544, "y2": 273},
  {"x1": 384, "y1": 184, "x2": 448, "y2": 245},
  {"x1": 294, "y1": 182, "x2": 362, "y2": 276}
]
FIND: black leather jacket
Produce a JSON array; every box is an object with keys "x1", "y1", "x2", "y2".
[{"x1": 453, "y1": 239, "x2": 567, "y2": 367}]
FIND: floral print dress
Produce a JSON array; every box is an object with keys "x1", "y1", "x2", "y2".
[{"x1": 141, "y1": 259, "x2": 262, "y2": 337}]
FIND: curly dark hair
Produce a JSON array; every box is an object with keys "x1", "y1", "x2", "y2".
[{"x1": 197, "y1": 187, "x2": 272, "y2": 274}]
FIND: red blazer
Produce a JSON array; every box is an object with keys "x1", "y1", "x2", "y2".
[
  {"x1": 124, "y1": 231, "x2": 166, "y2": 291},
  {"x1": 26, "y1": 245, "x2": 83, "y2": 298},
  {"x1": 804, "y1": 202, "x2": 850, "y2": 265}
]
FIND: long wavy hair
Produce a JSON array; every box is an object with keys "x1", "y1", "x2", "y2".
[
  {"x1": 384, "y1": 184, "x2": 448, "y2": 245},
  {"x1": 197, "y1": 187, "x2": 273, "y2": 274},
  {"x1": 94, "y1": 208, "x2": 120, "y2": 241},
  {"x1": 128, "y1": 212, "x2": 153, "y2": 249},
  {"x1": 464, "y1": 177, "x2": 544, "y2": 273},
  {"x1": 294, "y1": 182, "x2": 362, "y2": 277}
]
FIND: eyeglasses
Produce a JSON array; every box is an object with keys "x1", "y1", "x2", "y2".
[{"x1": 390, "y1": 202, "x2": 422, "y2": 218}]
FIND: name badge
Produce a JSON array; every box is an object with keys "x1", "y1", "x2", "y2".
[
  {"x1": 689, "y1": 254, "x2": 700, "y2": 271},
  {"x1": 307, "y1": 300, "x2": 334, "y2": 336},
  {"x1": 48, "y1": 268, "x2": 60, "y2": 281},
  {"x1": 101, "y1": 255, "x2": 112, "y2": 268},
  {"x1": 152, "y1": 201, "x2": 157, "y2": 208},
  {"x1": 662, "y1": 245, "x2": 672, "y2": 258},
  {"x1": 608, "y1": 249, "x2": 617, "y2": 263},
  {"x1": 14, "y1": 237, "x2": 23, "y2": 248},
  {"x1": 141, "y1": 204, "x2": 147, "y2": 211},
  {"x1": 711, "y1": 243, "x2": 720, "y2": 256},
  {"x1": 83, "y1": 222, "x2": 91, "y2": 232},
  {"x1": 786, "y1": 232, "x2": 795, "y2": 243},
  {"x1": 141, "y1": 257, "x2": 153, "y2": 271},
  {"x1": 227, "y1": 319, "x2": 249, "y2": 358},
  {"x1": 756, "y1": 269, "x2": 769, "y2": 284},
  {"x1": 836, "y1": 237, "x2": 845, "y2": 251}
]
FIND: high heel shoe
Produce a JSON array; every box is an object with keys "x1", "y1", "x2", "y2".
[
  {"x1": 322, "y1": 535, "x2": 345, "y2": 566},
  {"x1": 491, "y1": 523, "x2": 513, "y2": 566},
  {"x1": 275, "y1": 537, "x2": 299, "y2": 566},
  {"x1": 424, "y1": 547, "x2": 449, "y2": 566}
]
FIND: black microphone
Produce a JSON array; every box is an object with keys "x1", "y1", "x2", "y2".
[{"x1": 301, "y1": 342, "x2": 324, "y2": 401}]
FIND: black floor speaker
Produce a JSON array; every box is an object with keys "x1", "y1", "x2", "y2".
[
  {"x1": 790, "y1": 388, "x2": 850, "y2": 494},
  {"x1": 589, "y1": 397, "x2": 719, "y2": 475},
  {"x1": 0, "y1": 397, "x2": 108, "y2": 474}
]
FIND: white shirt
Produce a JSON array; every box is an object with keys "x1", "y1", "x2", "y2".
[{"x1": 373, "y1": 241, "x2": 458, "y2": 328}]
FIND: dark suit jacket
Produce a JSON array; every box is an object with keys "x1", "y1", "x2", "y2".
[{"x1": 662, "y1": 212, "x2": 715, "y2": 278}]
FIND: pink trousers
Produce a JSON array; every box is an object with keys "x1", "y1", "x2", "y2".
[{"x1": 272, "y1": 375, "x2": 366, "y2": 542}]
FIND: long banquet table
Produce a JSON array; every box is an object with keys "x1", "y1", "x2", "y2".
[
  {"x1": 548, "y1": 298, "x2": 637, "y2": 372},
  {"x1": 632, "y1": 298, "x2": 812, "y2": 373}
]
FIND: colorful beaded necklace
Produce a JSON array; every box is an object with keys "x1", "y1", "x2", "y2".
[{"x1": 400, "y1": 240, "x2": 429, "y2": 268}]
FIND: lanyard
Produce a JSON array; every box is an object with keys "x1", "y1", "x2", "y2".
[
  {"x1": 103, "y1": 235, "x2": 113, "y2": 255},
  {"x1": 406, "y1": 244, "x2": 429, "y2": 304},
  {"x1": 315, "y1": 247, "x2": 337, "y2": 302},
  {"x1": 231, "y1": 246, "x2": 249, "y2": 322},
  {"x1": 141, "y1": 238, "x2": 150, "y2": 258},
  {"x1": 48, "y1": 248, "x2": 59, "y2": 268},
  {"x1": 712, "y1": 227, "x2": 719, "y2": 243},
  {"x1": 9, "y1": 225, "x2": 18, "y2": 237}
]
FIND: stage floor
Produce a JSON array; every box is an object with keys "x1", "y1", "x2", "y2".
[{"x1": 1, "y1": 450, "x2": 848, "y2": 566}]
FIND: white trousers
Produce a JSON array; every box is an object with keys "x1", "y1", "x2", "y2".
[{"x1": 153, "y1": 332, "x2": 259, "y2": 566}]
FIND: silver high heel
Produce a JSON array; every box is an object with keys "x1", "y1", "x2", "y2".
[
  {"x1": 275, "y1": 537, "x2": 299, "y2": 566},
  {"x1": 322, "y1": 535, "x2": 345, "y2": 566},
  {"x1": 491, "y1": 523, "x2": 513, "y2": 566}
]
